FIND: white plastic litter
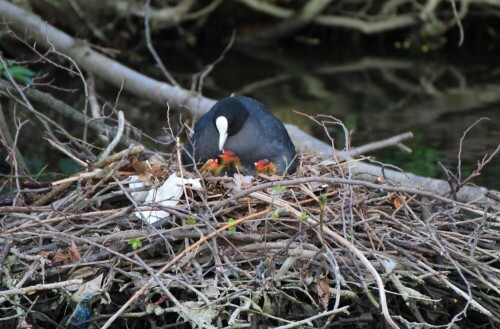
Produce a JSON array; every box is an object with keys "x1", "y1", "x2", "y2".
[{"x1": 134, "y1": 174, "x2": 202, "y2": 224}]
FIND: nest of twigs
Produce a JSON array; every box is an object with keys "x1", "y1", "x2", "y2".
[{"x1": 0, "y1": 148, "x2": 499, "y2": 329}]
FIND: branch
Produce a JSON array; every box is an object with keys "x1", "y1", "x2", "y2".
[
  {"x1": 0, "y1": 279, "x2": 82, "y2": 297},
  {"x1": 0, "y1": 0, "x2": 214, "y2": 117},
  {"x1": 240, "y1": 0, "x2": 333, "y2": 41},
  {"x1": 0, "y1": 80, "x2": 143, "y2": 149},
  {"x1": 236, "y1": 0, "x2": 420, "y2": 34},
  {"x1": 136, "y1": 0, "x2": 196, "y2": 30},
  {"x1": 349, "y1": 132, "x2": 414, "y2": 157}
]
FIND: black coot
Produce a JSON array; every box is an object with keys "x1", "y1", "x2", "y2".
[{"x1": 182, "y1": 96, "x2": 297, "y2": 175}]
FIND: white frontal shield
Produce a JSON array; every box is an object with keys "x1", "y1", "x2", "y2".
[{"x1": 215, "y1": 116, "x2": 229, "y2": 151}]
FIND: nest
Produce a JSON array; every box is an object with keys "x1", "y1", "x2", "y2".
[{"x1": 0, "y1": 149, "x2": 499, "y2": 329}]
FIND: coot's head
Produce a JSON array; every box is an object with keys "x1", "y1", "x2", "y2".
[{"x1": 212, "y1": 98, "x2": 249, "y2": 151}]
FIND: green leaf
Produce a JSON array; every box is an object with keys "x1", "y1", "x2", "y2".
[
  {"x1": 318, "y1": 195, "x2": 327, "y2": 204},
  {"x1": 128, "y1": 238, "x2": 142, "y2": 250},
  {"x1": 0, "y1": 61, "x2": 37, "y2": 85},
  {"x1": 272, "y1": 184, "x2": 286, "y2": 192},
  {"x1": 271, "y1": 209, "x2": 280, "y2": 219},
  {"x1": 7, "y1": 65, "x2": 36, "y2": 78},
  {"x1": 344, "y1": 114, "x2": 358, "y2": 133},
  {"x1": 0, "y1": 60, "x2": 13, "y2": 71},
  {"x1": 186, "y1": 216, "x2": 196, "y2": 225},
  {"x1": 300, "y1": 212, "x2": 308, "y2": 221},
  {"x1": 228, "y1": 218, "x2": 236, "y2": 233},
  {"x1": 283, "y1": 156, "x2": 289, "y2": 166},
  {"x1": 319, "y1": 195, "x2": 327, "y2": 212}
]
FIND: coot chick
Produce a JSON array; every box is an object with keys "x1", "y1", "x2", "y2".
[
  {"x1": 182, "y1": 96, "x2": 297, "y2": 175},
  {"x1": 255, "y1": 158, "x2": 278, "y2": 175},
  {"x1": 199, "y1": 159, "x2": 220, "y2": 176}
]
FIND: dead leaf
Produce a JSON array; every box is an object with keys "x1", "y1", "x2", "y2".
[
  {"x1": 71, "y1": 274, "x2": 103, "y2": 303},
  {"x1": 223, "y1": 174, "x2": 253, "y2": 192},
  {"x1": 130, "y1": 155, "x2": 167, "y2": 182},
  {"x1": 393, "y1": 195, "x2": 407, "y2": 209},
  {"x1": 130, "y1": 156, "x2": 146, "y2": 173},
  {"x1": 70, "y1": 240, "x2": 81, "y2": 261},
  {"x1": 52, "y1": 249, "x2": 71, "y2": 265},
  {"x1": 67, "y1": 266, "x2": 100, "y2": 281},
  {"x1": 316, "y1": 275, "x2": 331, "y2": 310},
  {"x1": 147, "y1": 155, "x2": 167, "y2": 178}
]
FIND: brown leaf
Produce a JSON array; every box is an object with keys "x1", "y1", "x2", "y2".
[
  {"x1": 52, "y1": 249, "x2": 70, "y2": 265},
  {"x1": 393, "y1": 195, "x2": 407, "y2": 209},
  {"x1": 69, "y1": 240, "x2": 81, "y2": 261},
  {"x1": 130, "y1": 155, "x2": 167, "y2": 181},
  {"x1": 316, "y1": 275, "x2": 331, "y2": 310},
  {"x1": 147, "y1": 155, "x2": 167, "y2": 178}
]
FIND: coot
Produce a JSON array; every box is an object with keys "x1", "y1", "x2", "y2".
[{"x1": 182, "y1": 96, "x2": 297, "y2": 175}]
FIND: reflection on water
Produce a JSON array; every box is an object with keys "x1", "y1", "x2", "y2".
[{"x1": 168, "y1": 46, "x2": 499, "y2": 189}]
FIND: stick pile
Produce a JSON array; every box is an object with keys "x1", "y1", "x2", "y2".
[{"x1": 1, "y1": 150, "x2": 499, "y2": 329}]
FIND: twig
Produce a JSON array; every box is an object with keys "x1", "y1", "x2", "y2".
[
  {"x1": 213, "y1": 177, "x2": 462, "y2": 212},
  {"x1": 93, "y1": 145, "x2": 144, "y2": 168},
  {"x1": 275, "y1": 306, "x2": 350, "y2": 329},
  {"x1": 3, "y1": 209, "x2": 119, "y2": 233},
  {"x1": 45, "y1": 138, "x2": 87, "y2": 167},
  {"x1": 458, "y1": 143, "x2": 500, "y2": 190},
  {"x1": 145, "y1": 0, "x2": 179, "y2": 87},
  {"x1": 457, "y1": 117, "x2": 489, "y2": 184},
  {"x1": 0, "y1": 102, "x2": 29, "y2": 174},
  {"x1": 417, "y1": 260, "x2": 493, "y2": 317},
  {"x1": 449, "y1": 0, "x2": 465, "y2": 46},
  {"x1": 0, "y1": 80, "x2": 144, "y2": 149},
  {"x1": 0, "y1": 279, "x2": 83, "y2": 297},
  {"x1": 97, "y1": 110, "x2": 125, "y2": 161},
  {"x1": 349, "y1": 132, "x2": 414, "y2": 157}
]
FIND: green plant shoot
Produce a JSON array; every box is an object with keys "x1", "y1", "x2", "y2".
[{"x1": 128, "y1": 238, "x2": 142, "y2": 250}]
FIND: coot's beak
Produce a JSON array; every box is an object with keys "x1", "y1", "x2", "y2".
[{"x1": 215, "y1": 116, "x2": 229, "y2": 151}]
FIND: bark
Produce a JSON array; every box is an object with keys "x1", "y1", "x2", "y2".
[{"x1": 0, "y1": 1, "x2": 496, "y2": 204}]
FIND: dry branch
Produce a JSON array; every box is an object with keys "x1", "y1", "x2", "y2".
[{"x1": 0, "y1": 279, "x2": 83, "y2": 297}]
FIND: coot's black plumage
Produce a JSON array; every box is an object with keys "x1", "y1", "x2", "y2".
[{"x1": 182, "y1": 96, "x2": 297, "y2": 175}]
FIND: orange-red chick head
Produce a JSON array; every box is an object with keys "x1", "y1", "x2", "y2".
[
  {"x1": 219, "y1": 150, "x2": 241, "y2": 167},
  {"x1": 255, "y1": 159, "x2": 278, "y2": 175},
  {"x1": 200, "y1": 158, "x2": 220, "y2": 175}
]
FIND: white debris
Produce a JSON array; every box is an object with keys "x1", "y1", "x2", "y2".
[{"x1": 134, "y1": 174, "x2": 202, "y2": 224}]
